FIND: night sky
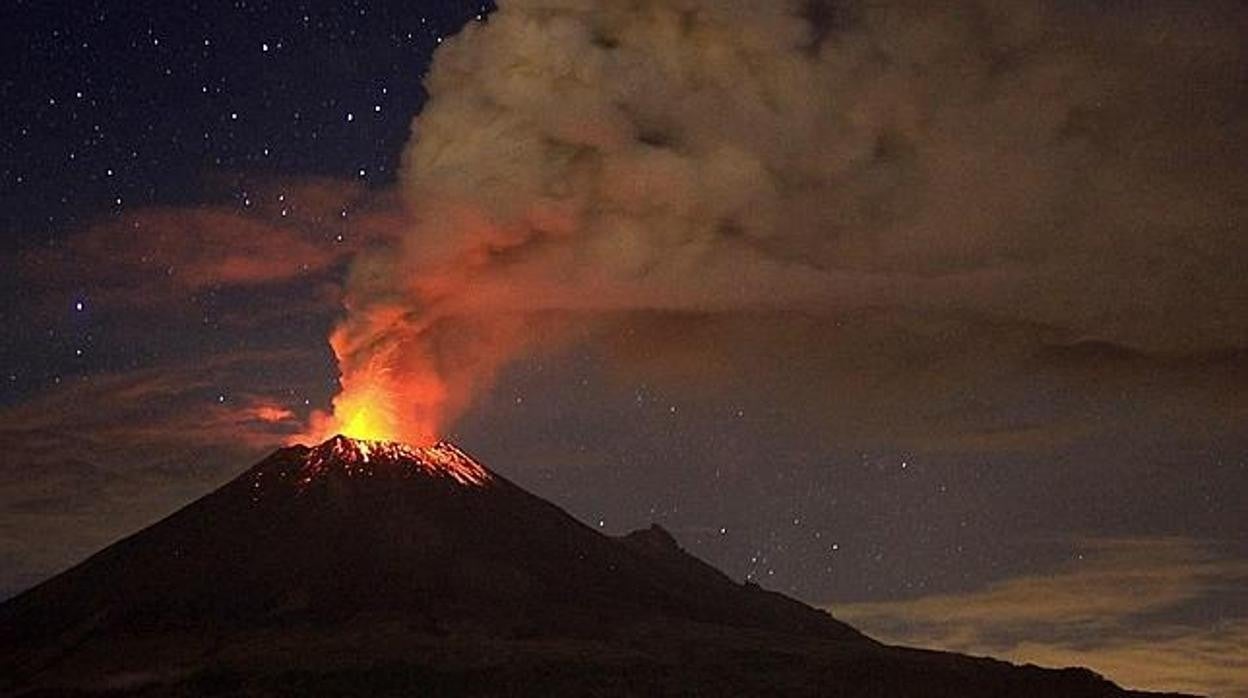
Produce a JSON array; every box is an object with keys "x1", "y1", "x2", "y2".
[{"x1": 2, "y1": 1, "x2": 1246, "y2": 695}]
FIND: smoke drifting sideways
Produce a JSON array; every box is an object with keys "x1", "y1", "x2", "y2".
[{"x1": 305, "y1": 0, "x2": 1247, "y2": 446}]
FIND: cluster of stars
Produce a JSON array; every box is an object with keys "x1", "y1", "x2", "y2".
[{"x1": 3, "y1": 2, "x2": 494, "y2": 240}]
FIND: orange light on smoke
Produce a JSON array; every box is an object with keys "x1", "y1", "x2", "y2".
[
  {"x1": 296, "y1": 332, "x2": 446, "y2": 447},
  {"x1": 297, "y1": 255, "x2": 526, "y2": 448},
  {"x1": 332, "y1": 383, "x2": 399, "y2": 443}
]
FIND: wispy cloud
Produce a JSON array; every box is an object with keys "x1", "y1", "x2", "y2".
[
  {"x1": 833, "y1": 537, "x2": 1248, "y2": 696},
  {"x1": 0, "y1": 349, "x2": 314, "y2": 461},
  {"x1": 11, "y1": 177, "x2": 402, "y2": 328},
  {"x1": 0, "y1": 349, "x2": 326, "y2": 598}
]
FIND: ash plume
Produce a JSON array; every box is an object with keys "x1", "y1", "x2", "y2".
[{"x1": 318, "y1": 0, "x2": 1247, "y2": 443}]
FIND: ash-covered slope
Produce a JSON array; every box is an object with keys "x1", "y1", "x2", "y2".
[{"x1": 0, "y1": 436, "x2": 1191, "y2": 697}]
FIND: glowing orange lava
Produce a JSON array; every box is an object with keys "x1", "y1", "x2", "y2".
[
  {"x1": 299, "y1": 373, "x2": 444, "y2": 446},
  {"x1": 331, "y1": 383, "x2": 399, "y2": 443},
  {"x1": 298, "y1": 245, "x2": 531, "y2": 447},
  {"x1": 297, "y1": 435, "x2": 492, "y2": 487},
  {"x1": 295, "y1": 323, "x2": 448, "y2": 447}
]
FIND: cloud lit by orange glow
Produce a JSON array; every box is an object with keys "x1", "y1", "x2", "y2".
[
  {"x1": 301, "y1": 0, "x2": 1248, "y2": 450},
  {"x1": 298, "y1": 359, "x2": 415, "y2": 445},
  {"x1": 244, "y1": 403, "x2": 296, "y2": 424},
  {"x1": 297, "y1": 315, "x2": 449, "y2": 445},
  {"x1": 834, "y1": 538, "x2": 1248, "y2": 697},
  {"x1": 296, "y1": 299, "x2": 538, "y2": 445}
]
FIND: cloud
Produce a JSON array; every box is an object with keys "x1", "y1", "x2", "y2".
[
  {"x1": 0, "y1": 349, "x2": 314, "y2": 462},
  {"x1": 77, "y1": 209, "x2": 338, "y2": 290},
  {"x1": 1009, "y1": 623, "x2": 1248, "y2": 698},
  {"x1": 592, "y1": 310, "x2": 1248, "y2": 456},
  {"x1": 399, "y1": 0, "x2": 1247, "y2": 344},
  {"x1": 833, "y1": 537, "x2": 1248, "y2": 696},
  {"x1": 12, "y1": 177, "x2": 401, "y2": 324},
  {"x1": 0, "y1": 348, "x2": 328, "y2": 599},
  {"x1": 316, "y1": 0, "x2": 1247, "y2": 442}
]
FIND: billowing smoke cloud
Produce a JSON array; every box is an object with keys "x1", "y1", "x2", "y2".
[{"x1": 314, "y1": 0, "x2": 1247, "y2": 444}]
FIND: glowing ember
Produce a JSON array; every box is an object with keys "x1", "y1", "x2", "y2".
[
  {"x1": 295, "y1": 435, "x2": 492, "y2": 487},
  {"x1": 247, "y1": 436, "x2": 490, "y2": 503}
]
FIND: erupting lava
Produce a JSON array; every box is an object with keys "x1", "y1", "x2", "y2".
[
  {"x1": 300, "y1": 435, "x2": 492, "y2": 487},
  {"x1": 253, "y1": 435, "x2": 493, "y2": 498},
  {"x1": 326, "y1": 381, "x2": 400, "y2": 443},
  {"x1": 296, "y1": 323, "x2": 449, "y2": 447}
]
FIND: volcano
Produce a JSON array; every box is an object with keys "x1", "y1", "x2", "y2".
[{"x1": 1, "y1": 436, "x2": 1188, "y2": 697}]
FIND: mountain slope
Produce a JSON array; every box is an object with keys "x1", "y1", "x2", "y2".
[{"x1": 0, "y1": 436, "x2": 1191, "y2": 697}]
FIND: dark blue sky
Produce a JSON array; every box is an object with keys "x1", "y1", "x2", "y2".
[{"x1": 1, "y1": 1, "x2": 491, "y2": 240}]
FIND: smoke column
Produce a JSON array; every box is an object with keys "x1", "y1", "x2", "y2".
[{"x1": 306, "y1": 0, "x2": 1247, "y2": 444}]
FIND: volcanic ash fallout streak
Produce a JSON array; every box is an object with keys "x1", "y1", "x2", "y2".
[{"x1": 303, "y1": 0, "x2": 1248, "y2": 445}]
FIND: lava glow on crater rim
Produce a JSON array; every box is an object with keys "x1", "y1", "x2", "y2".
[
  {"x1": 250, "y1": 435, "x2": 493, "y2": 497},
  {"x1": 309, "y1": 435, "x2": 492, "y2": 486}
]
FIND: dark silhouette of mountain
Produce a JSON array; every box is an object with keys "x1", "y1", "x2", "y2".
[{"x1": 0, "y1": 436, "x2": 1195, "y2": 697}]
